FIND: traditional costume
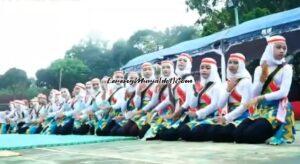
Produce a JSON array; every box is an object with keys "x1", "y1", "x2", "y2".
[
  {"x1": 234, "y1": 36, "x2": 295, "y2": 145},
  {"x1": 122, "y1": 62, "x2": 157, "y2": 137},
  {"x1": 96, "y1": 72, "x2": 126, "y2": 136},
  {"x1": 158, "y1": 53, "x2": 196, "y2": 141},
  {"x1": 175, "y1": 58, "x2": 224, "y2": 141},
  {"x1": 209, "y1": 53, "x2": 252, "y2": 142}
]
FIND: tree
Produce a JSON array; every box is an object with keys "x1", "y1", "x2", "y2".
[
  {"x1": 36, "y1": 58, "x2": 90, "y2": 90},
  {"x1": 65, "y1": 37, "x2": 116, "y2": 78},
  {"x1": 128, "y1": 30, "x2": 165, "y2": 53},
  {"x1": 0, "y1": 68, "x2": 30, "y2": 90},
  {"x1": 110, "y1": 40, "x2": 143, "y2": 67},
  {"x1": 185, "y1": 0, "x2": 300, "y2": 36},
  {"x1": 0, "y1": 68, "x2": 31, "y2": 100},
  {"x1": 164, "y1": 26, "x2": 201, "y2": 47}
]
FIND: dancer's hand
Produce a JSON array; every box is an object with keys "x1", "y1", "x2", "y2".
[
  {"x1": 164, "y1": 113, "x2": 173, "y2": 120},
  {"x1": 260, "y1": 61, "x2": 269, "y2": 83},
  {"x1": 56, "y1": 112, "x2": 65, "y2": 119},
  {"x1": 245, "y1": 96, "x2": 264, "y2": 109},
  {"x1": 74, "y1": 114, "x2": 81, "y2": 120},
  {"x1": 219, "y1": 116, "x2": 227, "y2": 125},
  {"x1": 124, "y1": 111, "x2": 135, "y2": 119},
  {"x1": 227, "y1": 78, "x2": 237, "y2": 92},
  {"x1": 114, "y1": 115, "x2": 124, "y2": 121},
  {"x1": 155, "y1": 83, "x2": 164, "y2": 93},
  {"x1": 38, "y1": 117, "x2": 44, "y2": 123},
  {"x1": 187, "y1": 110, "x2": 197, "y2": 118},
  {"x1": 137, "y1": 83, "x2": 147, "y2": 96}
]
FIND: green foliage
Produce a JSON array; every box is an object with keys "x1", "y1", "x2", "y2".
[
  {"x1": 36, "y1": 58, "x2": 90, "y2": 90},
  {"x1": 164, "y1": 26, "x2": 201, "y2": 47},
  {"x1": 128, "y1": 30, "x2": 165, "y2": 53},
  {"x1": 0, "y1": 68, "x2": 48, "y2": 103},
  {"x1": 0, "y1": 68, "x2": 30, "y2": 93},
  {"x1": 185, "y1": 0, "x2": 300, "y2": 36}
]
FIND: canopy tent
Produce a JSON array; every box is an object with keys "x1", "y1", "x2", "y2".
[{"x1": 122, "y1": 7, "x2": 300, "y2": 80}]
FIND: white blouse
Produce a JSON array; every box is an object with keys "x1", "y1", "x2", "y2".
[
  {"x1": 191, "y1": 82, "x2": 225, "y2": 120},
  {"x1": 252, "y1": 64, "x2": 293, "y2": 101},
  {"x1": 218, "y1": 78, "x2": 252, "y2": 122}
]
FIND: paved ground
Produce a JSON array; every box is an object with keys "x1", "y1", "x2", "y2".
[{"x1": 1, "y1": 122, "x2": 300, "y2": 164}]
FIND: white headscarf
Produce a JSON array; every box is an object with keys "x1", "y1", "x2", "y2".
[
  {"x1": 161, "y1": 60, "x2": 177, "y2": 80},
  {"x1": 200, "y1": 58, "x2": 222, "y2": 86},
  {"x1": 60, "y1": 88, "x2": 71, "y2": 102},
  {"x1": 9, "y1": 101, "x2": 15, "y2": 111},
  {"x1": 141, "y1": 62, "x2": 156, "y2": 80},
  {"x1": 49, "y1": 89, "x2": 59, "y2": 104},
  {"x1": 75, "y1": 83, "x2": 86, "y2": 99},
  {"x1": 227, "y1": 53, "x2": 252, "y2": 80},
  {"x1": 52, "y1": 90, "x2": 64, "y2": 105},
  {"x1": 260, "y1": 35, "x2": 287, "y2": 66},
  {"x1": 85, "y1": 81, "x2": 94, "y2": 96},
  {"x1": 175, "y1": 53, "x2": 192, "y2": 77},
  {"x1": 125, "y1": 71, "x2": 139, "y2": 93},
  {"x1": 111, "y1": 71, "x2": 125, "y2": 89}
]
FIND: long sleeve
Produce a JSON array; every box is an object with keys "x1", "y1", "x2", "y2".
[
  {"x1": 64, "y1": 109, "x2": 74, "y2": 117},
  {"x1": 224, "y1": 79, "x2": 252, "y2": 122},
  {"x1": 181, "y1": 76, "x2": 195, "y2": 109},
  {"x1": 23, "y1": 109, "x2": 31, "y2": 123},
  {"x1": 252, "y1": 66, "x2": 264, "y2": 97},
  {"x1": 11, "y1": 115, "x2": 18, "y2": 123},
  {"x1": 111, "y1": 88, "x2": 126, "y2": 110},
  {"x1": 264, "y1": 65, "x2": 293, "y2": 101},
  {"x1": 133, "y1": 85, "x2": 142, "y2": 109},
  {"x1": 190, "y1": 93, "x2": 198, "y2": 108},
  {"x1": 153, "y1": 96, "x2": 171, "y2": 112},
  {"x1": 0, "y1": 112, "x2": 5, "y2": 123},
  {"x1": 142, "y1": 92, "x2": 159, "y2": 112},
  {"x1": 64, "y1": 99, "x2": 84, "y2": 117},
  {"x1": 47, "y1": 105, "x2": 60, "y2": 118},
  {"x1": 218, "y1": 82, "x2": 230, "y2": 109},
  {"x1": 5, "y1": 109, "x2": 15, "y2": 119},
  {"x1": 39, "y1": 106, "x2": 48, "y2": 118},
  {"x1": 196, "y1": 83, "x2": 223, "y2": 119}
]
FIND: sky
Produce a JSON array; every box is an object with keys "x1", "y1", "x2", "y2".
[{"x1": 0, "y1": 0, "x2": 199, "y2": 78}]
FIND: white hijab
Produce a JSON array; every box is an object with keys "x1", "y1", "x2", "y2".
[
  {"x1": 125, "y1": 72, "x2": 139, "y2": 93},
  {"x1": 200, "y1": 58, "x2": 222, "y2": 86},
  {"x1": 260, "y1": 35, "x2": 287, "y2": 66},
  {"x1": 91, "y1": 78, "x2": 102, "y2": 96},
  {"x1": 111, "y1": 71, "x2": 125, "y2": 90},
  {"x1": 141, "y1": 62, "x2": 156, "y2": 80},
  {"x1": 175, "y1": 54, "x2": 192, "y2": 77},
  {"x1": 227, "y1": 53, "x2": 252, "y2": 80},
  {"x1": 60, "y1": 88, "x2": 71, "y2": 102},
  {"x1": 161, "y1": 61, "x2": 177, "y2": 80},
  {"x1": 75, "y1": 83, "x2": 86, "y2": 100}
]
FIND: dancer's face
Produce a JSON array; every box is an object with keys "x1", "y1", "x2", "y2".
[
  {"x1": 73, "y1": 86, "x2": 80, "y2": 95},
  {"x1": 162, "y1": 63, "x2": 171, "y2": 77},
  {"x1": 128, "y1": 74, "x2": 138, "y2": 86},
  {"x1": 85, "y1": 83, "x2": 92, "y2": 91},
  {"x1": 142, "y1": 66, "x2": 153, "y2": 79},
  {"x1": 61, "y1": 89, "x2": 69, "y2": 99},
  {"x1": 273, "y1": 42, "x2": 287, "y2": 61},
  {"x1": 228, "y1": 59, "x2": 239, "y2": 74},
  {"x1": 101, "y1": 78, "x2": 108, "y2": 90},
  {"x1": 38, "y1": 96, "x2": 47, "y2": 105},
  {"x1": 113, "y1": 74, "x2": 124, "y2": 85},
  {"x1": 200, "y1": 63, "x2": 211, "y2": 79},
  {"x1": 177, "y1": 57, "x2": 187, "y2": 70},
  {"x1": 92, "y1": 82, "x2": 100, "y2": 91}
]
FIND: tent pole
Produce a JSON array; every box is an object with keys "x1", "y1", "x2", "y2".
[{"x1": 220, "y1": 40, "x2": 226, "y2": 82}]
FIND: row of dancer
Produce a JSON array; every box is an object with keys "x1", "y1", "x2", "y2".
[{"x1": 0, "y1": 35, "x2": 295, "y2": 145}]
